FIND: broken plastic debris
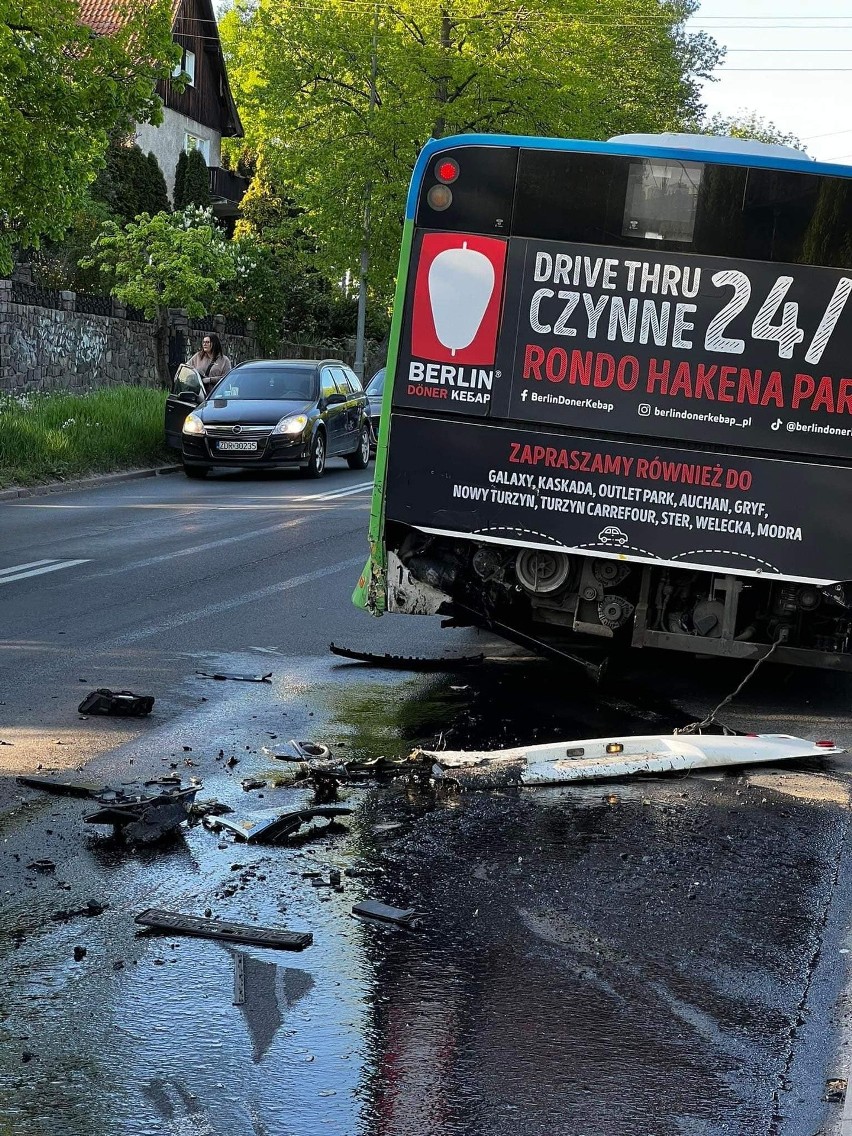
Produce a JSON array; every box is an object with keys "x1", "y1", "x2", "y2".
[
  {"x1": 77, "y1": 689, "x2": 154, "y2": 716},
  {"x1": 351, "y1": 900, "x2": 423, "y2": 928},
  {"x1": 195, "y1": 671, "x2": 272, "y2": 683},
  {"x1": 417, "y1": 733, "x2": 845, "y2": 788},
  {"x1": 203, "y1": 805, "x2": 352, "y2": 845},
  {"x1": 135, "y1": 909, "x2": 312, "y2": 950}
]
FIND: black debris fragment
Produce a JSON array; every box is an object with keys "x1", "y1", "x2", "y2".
[
  {"x1": 83, "y1": 781, "x2": 200, "y2": 844},
  {"x1": 77, "y1": 689, "x2": 154, "y2": 716},
  {"x1": 27, "y1": 859, "x2": 56, "y2": 872},
  {"x1": 135, "y1": 908, "x2": 312, "y2": 950},
  {"x1": 203, "y1": 805, "x2": 352, "y2": 845},
  {"x1": 351, "y1": 900, "x2": 423, "y2": 929},
  {"x1": 330, "y1": 642, "x2": 484, "y2": 670},
  {"x1": 73, "y1": 946, "x2": 87, "y2": 962},
  {"x1": 240, "y1": 778, "x2": 268, "y2": 792},
  {"x1": 195, "y1": 671, "x2": 272, "y2": 683},
  {"x1": 51, "y1": 901, "x2": 107, "y2": 923}
]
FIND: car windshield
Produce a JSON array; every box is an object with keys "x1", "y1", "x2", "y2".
[
  {"x1": 211, "y1": 366, "x2": 318, "y2": 401},
  {"x1": 366, "y1": 368, "x2": 385, "y2": 397}
]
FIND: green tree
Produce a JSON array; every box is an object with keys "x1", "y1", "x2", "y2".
[
  {"x1": 173, "y1": 151, "x2": 189, "y2": 209},
  {"x1": 82, "y1": 206, "x2": 241, "y2": 384},
  {"x1": 145, "y1": 153, "x2": 170, "y2": 215},
  {"x1": 221, "y1": 0, "x2": 721, "y2": 304},
  {"x1": 700, "y1": 112, "x2": 804, "y2": 151},
  {"x1": 182, "y1": 148, "x2": 210, "y2": 209},
  {"x1": 91, "y1": 137, "x2": 166, "y2": 222},
  {"x1": 0, "y1": 0, "x2": 178, "y2": 274}
]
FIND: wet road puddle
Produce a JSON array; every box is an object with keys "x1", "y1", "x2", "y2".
[{"x1": 0, "y1": 657, "x2": 850, "y2": 1135}]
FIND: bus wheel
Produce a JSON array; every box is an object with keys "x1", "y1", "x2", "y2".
[
  {"x1": 347, "y1": 426, "x2": 371, "y2": 470},
  {"x1": 304, "y1": 430, "x2": 326, "y2": 478}
]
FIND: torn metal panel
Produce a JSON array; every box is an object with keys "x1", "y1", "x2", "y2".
[
  {"x1": 83, "y1": 782, "x2": 200, "y2": 842},
  {"x1": 203, "y1": 805, "x2": 353, "y2": 844},
  {"x1": 417, "y1": 734, "x2": 844, "y2": 788},
  {"x1": 135, "y1": 909, "x2": 312, "y2": 950}
]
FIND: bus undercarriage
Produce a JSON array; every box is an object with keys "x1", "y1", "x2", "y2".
[{"x1": 387, "y1": 524, "x2": 852, "y2": 674}]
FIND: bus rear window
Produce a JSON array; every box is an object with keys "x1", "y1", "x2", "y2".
[{"x1": 621, "y1": 159, "x2": 701, "y2": 244}]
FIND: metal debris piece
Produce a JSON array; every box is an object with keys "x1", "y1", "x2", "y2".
[
  {"x1": 203, "y1": 805, "x2": 353, "y2": 845},
  {"x1": 240, "y1": 778, "x2": 268, "y2": 791},
  {"x1": 329, "y1": 643, "x2": 484, "y2": 670},
  {"x1": 418, "y1": 733, "x2": 845, "y2": 789},
  {"x1": 135, "y1": 908, "x2": 312, "y2": 951},
  {"x1": 17, "y1": 776, "x2": 103, "y2": 798},
  {"x1": 27, "y1": 859, "x2": 56, "y2": 872},
  {"x1": 195, "y1": 671, "x2": 272, "y2": 683},
  {"x1": 263, "y1": 739, "x2": 332, "y2": 762},
  {"x1": 83, "y1": 782, "x2": 200, "y2": 843},
  {"x1": 351, "y1": 900, "x2": 423, "y2": 928},
  {"x1": 77, "y1": 689, "x2": 154, "y2": 716}
]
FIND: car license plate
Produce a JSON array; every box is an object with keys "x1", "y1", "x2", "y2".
[{"x1": 217, "y1": 440, "x2": 258, "y2": 451}]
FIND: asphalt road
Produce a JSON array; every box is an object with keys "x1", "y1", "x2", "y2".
[{"x1": 3, "y1": 465, "x2": 852, "y2": 1136}]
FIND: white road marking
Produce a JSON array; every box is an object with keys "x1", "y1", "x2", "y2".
[
  {"x1": 0, "y1": 559, "x2": 57, "y2": 577},
  {"x1": 80, "y1": 517, "x2": 307, "y2": 581},
  {"x1": 106, "y1": 555, "x2": 364, "y2": 646},
  {"x1": 300, "y1": 480, "x2": 374, "y2": 502},
  {"x1": 0, "y1": 559, "x2": 90, "y2": 585}
]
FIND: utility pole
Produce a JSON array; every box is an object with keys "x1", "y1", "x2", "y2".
[{"x1": 354, "y1": 0, "x2": 379, "y2": 381}]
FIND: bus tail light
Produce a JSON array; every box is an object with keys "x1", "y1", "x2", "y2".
[
  {"x1": 435, "y1": 158, "x2": 459, "y2": 183},
  {"x1": 427, "y1": 184, "x2": 453, "y2": 211}
]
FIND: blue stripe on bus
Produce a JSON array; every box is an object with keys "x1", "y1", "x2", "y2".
[{"x1": 405, "y1": 133, "x2": 852, "y2": 220}]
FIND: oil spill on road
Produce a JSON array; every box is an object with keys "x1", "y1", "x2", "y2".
[{"x1": 0, "y1": 656, "x2": 849, "y2": 1136}]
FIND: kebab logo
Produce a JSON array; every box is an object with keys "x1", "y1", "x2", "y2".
[{"x1": 411, "y1": 232, "x2": 506, "y2": 379}]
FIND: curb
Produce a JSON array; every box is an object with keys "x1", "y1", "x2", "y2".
[{"x1": 0, "y1": 465, "x2": 181, "y2": 502}]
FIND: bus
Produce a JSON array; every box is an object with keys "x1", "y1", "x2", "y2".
[{"x1": 354, "y1": 132, "x2": 852, "y2": 675}]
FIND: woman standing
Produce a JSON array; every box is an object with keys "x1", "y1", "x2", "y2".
[{"x1": 188, "y1": 332, "x2": 232, "y2": 393}]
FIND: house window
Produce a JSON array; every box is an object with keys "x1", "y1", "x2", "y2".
[
  {"x1": 184, "y1": 133, "x2": 210, "y2": 163},
  {"x1": 172, "y1": 47, "x2": 196, "y2": 86}
]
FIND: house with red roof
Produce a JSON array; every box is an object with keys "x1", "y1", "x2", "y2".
[{"x1": 78, "y1": 0, "x2": 247, "y2": 218}]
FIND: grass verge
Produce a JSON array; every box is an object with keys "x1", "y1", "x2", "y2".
[{"x1": 0, "y1": 387, "x2": 172, "y2": 489}]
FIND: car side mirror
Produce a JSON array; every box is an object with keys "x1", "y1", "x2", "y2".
[
  {"x1": 178, "y1": 391, "x2": 200, "y2": 405},
  {"x1": 326, "y1": 392, "x2": 346, "y2": 405}
]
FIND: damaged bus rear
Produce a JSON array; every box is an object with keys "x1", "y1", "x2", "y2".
[{"x1": 354, "y1": 132, "x2": 852, "y2": 672}]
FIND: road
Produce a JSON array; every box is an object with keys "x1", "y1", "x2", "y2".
[{"x1": 2, "y1": 465, "x2": 852, "y2": 1136}]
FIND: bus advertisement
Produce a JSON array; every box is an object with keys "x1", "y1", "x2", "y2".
[{"x1": 354, "y1": 133, "x2": 852, "y2": 672}]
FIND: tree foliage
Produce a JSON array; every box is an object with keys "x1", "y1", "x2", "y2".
[
  {"x1": 700, "y1": 112, "x2": 804, "y2": 151},
  {"x1": 177, "y1": 148, "x2": 210, "y2": 209},
  {"x1": 91, "y1": 137, "x2": 171, "y2": 222},
  {"x1": 221, "y1": 0, "x2": 722, "y2": 302},
  {"x1": 173, "y1": 150, "x2": 189, "y2": 209},
  {"x1": 0, "y1": 0, "x2": 178, "y2": 274},
  {"x1": 83, "y1": 206, "x2": 240, "y2": 319}
]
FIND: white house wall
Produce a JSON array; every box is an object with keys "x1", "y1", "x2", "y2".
[{"x1": 135, "y1": 109, "x2": 222, "y2": 200}]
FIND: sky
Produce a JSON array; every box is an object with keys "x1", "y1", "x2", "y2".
[{"x1": 687, "y1": 0, "x2": 852, "y2": 164}]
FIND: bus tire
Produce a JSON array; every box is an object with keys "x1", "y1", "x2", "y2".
[{"x1": 347, "y1": 426, "x2": 371, "y2": 470}]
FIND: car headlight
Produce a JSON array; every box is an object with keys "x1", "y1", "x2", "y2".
[
  {"x1": 182, "y1": 413, "x2": 205, "y2": 436},
  {"x1": 272, "y1": 414, "x2": 308, "y2": 436}
]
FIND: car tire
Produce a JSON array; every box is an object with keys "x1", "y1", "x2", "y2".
[
  {"x1": 347, "y1": 426, "x2": 371, "y2": 470},
  {"x1": 304, "y1": 429, "x2": 326, "y2": 478},
  {"x1": 183, "y1": 463, "x2": 209, "y2": 479}
]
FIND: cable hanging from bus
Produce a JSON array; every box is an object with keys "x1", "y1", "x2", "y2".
[{"x1": 353, "y1": 131, "x2": 852, "y2": 674}]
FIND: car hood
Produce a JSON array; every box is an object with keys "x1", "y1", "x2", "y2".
[{"x1": 199, "y1": 399, "x2": 313, "y2": 425}]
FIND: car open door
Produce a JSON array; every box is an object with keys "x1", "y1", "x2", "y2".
[{"x1": 165, "y1": 365, "x2": 204, "y2": 450}]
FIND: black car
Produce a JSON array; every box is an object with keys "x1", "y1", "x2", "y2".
[
  {"x1": 365, "y1": 366, "x2": 385, "y2": 450},
  {"x1": 164, "y1": 359, "x2": 372, "y2": 479}
]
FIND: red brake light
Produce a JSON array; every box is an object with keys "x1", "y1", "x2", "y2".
[
  {"x1": 435, "y1": 158, "x2": 459, "y2": 184},
  {"x1": 816, "y1": 740, "x2": 837, "y2": 748}
]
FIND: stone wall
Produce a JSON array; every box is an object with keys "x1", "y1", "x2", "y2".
[{"x1": 0, "y1": 278, "x2": 384, "y2": 394}]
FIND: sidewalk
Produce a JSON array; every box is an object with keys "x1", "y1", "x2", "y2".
[{"x1": 0, "y1": 463, "x2": 181, "y2": 501}]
